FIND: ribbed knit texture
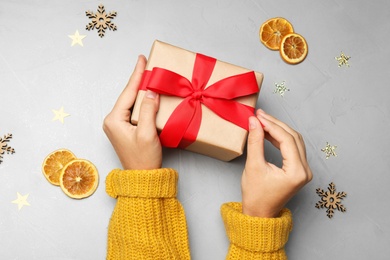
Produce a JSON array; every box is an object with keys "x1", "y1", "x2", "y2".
[
  {"x1": 106, "y1": 168, "x2": 293, "y2": 260},
  {"x1": 106, "y1": 168, "x2": 190, "y2": 260},
  {"x1": 221, "y1": 202, "x2": 292, "y2": 260}
]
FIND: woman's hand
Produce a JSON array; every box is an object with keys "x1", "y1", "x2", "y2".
[
  {"x1": 103, "y1": 55, "x2": 162, "y2": 170},
  {"x1": 242, "y1": 109, "x2": 313, "y2": 218}
]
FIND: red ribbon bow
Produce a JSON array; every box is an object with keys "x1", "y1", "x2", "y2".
[{"x1": 139, "y1": 53, "x2": 259, "y2": 148}]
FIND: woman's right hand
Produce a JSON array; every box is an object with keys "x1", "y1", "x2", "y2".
[{"x1": 241, "y1": 109, "x2": 313, "y2": 218}]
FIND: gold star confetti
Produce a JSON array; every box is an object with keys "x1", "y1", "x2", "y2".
[
  {"x1": 321, "y1": 142, "x2": 337, "y2": 159},
  {"x1": 273, "y1": 81, "x2": 289, "y2": 96},
  {"x1": 68, "y1": 30, "x2": 86, "y2": 47},
  {"x1": 85, "y1": 4, "x2": 117, "y2": 38},
  {"x1": 12, "y1": 192, "x2": 30, "y2": 210},
  {"x1": 52, "y1": 106, "x2": 70, "y2": 124},
  {"x1": 335, "y1": 51, "x2": 351, "y2": 67},
  {"x1": 316, "y1": 182, "x2": 347, "y2": 218}
]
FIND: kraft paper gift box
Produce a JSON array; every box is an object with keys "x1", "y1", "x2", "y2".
[{"x1": 131, "y1": 40, "x2": 263, "y2": 161}]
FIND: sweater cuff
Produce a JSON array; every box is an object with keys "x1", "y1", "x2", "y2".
[
  {"x1": 221, "y1": 202, "x2": 292, "y2": 253},
  {"x1": 105, "y1": 168, "x2": 178, "y2": 199}
]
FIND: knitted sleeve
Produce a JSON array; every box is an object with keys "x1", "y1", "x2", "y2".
[
  {"x1": 105, "y1": 168, "x2": 190, "y2": 260},
  {"x1": 221, "y1": 202, "x2": 292, "y2": 260}
]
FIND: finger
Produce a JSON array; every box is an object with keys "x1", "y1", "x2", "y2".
[
  {"x1": 254, "y1": 111, "x2": 281, "y2": 150},
  {"x1": 137, "y1": 90, "x2": 160, "y2": 140},
  {"x1": 256, "y1": 109, "x2": 295, "y2": 136},
  {"x1": 258, "y1": 114, "x2": 302, "y2": 169},
  {"x1": 257, "y1": 109, "x2": 307, "y2": 160},
  {"x1": 245, "y1": 116, "x2": 267, "y2": 171},
  {"x1": 112, "y1": 55, "x2": 147, "y2": 112}
]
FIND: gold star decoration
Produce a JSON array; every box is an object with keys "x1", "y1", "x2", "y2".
[
  {"x1": 315, "y1": 182, "x2": 347, "y2": 218},
  {"x1": 68, "y1": 30, "x2": 86, "y2": 47},
  {"x1": 85, "y1": 4, "x2": 117, "y2": 38},
  {"x1": 321, "y1": 142, "x2": 337, "y2": 159},
  {"x1": 273, "y1": 81, "x2": 289, "y2": 96},
  {"x1": 12, "y1": 192, "x2": 31, "y2": 210},
  {"x1": 335, "y1": 51, "x2": 351, "y2": 67},
  {"x1": 52, "y1": 106, "x2": 70, "y2": 124}
]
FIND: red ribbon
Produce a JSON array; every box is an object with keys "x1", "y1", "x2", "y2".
[{"x1": 139, "y1": 53, "x2": 259, "y2": 148}]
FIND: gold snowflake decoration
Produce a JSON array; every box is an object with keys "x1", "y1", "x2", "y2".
[
  {"x1": 0, "y1": 133, "x2": 15, "y2": 164},
  {"x1": 335, "y1": 51, "x2": 351, "y2": 67},
  {"x1": 86, "y1": 4, "x2": 117, "y2": 38},
  {"x1": 273, "y1": 81, "x2": 289, "y2": 96},
  {"x1": 316, "y1": 182, "x2": 347, "y2": 218},
  {"x1": 321, "y1": 142, "x2": 337, "y2": 159}
]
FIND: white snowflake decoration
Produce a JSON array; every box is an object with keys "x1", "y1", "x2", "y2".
[
  {"x1": 335, "y1": 51, "x2": 351, "y2": 67},
  {"x1": 321, "y1": 142, "x2": 337, "y2": 159},
  {"x1": 273, "y1": 81, "x2": 289, "y2": 96}
]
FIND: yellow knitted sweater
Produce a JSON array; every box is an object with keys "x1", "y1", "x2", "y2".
[{"x1": 106, "y1": 168, "x2": 292, "y2": 260}]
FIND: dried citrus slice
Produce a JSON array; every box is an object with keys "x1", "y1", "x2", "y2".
[
  {"x1": 42, "y1": 149, "x2": 77, "y2": 186},
  {"x1": 59, "y1": 159, "x2": 99, "y2": 199},
  {"x1": 280, "y1": 33, "x2": 308, "y2": 64},
  {"x1": 259, "y1": 17, "x2": 294, "y2": 50}
]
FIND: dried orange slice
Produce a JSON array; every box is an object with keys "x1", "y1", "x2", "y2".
[
  {"x1": 259, "y1": 17, "x2": 294, "y2": 50},
  {"x1": 59, "y1": 159, "x2": 99, "y2": 199},
  {"x1": 280, "y1": 33, "x2": 308, "y2": 64},
  {"x1": 42, "y1": 149, "x2": 77, "y2": 185}
]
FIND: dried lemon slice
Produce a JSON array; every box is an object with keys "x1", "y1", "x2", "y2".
[{"x1": 59, "y1": 159, "x2": 99, "y2": 199}]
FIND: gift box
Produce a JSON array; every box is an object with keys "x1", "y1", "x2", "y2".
[{"x1": 131, "y1": 40, "x2": 263, "y2": 161}]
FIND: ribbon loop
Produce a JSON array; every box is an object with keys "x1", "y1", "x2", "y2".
[{"x1": 139, "y1": 53, "x2": 259, "y2": 148}]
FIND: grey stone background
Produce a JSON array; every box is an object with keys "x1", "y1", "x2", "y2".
[{"x1": 1, "y1": 0, "x2": 389, "y2": 259}]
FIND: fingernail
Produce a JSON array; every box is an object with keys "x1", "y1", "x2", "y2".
[
  {"x1": 257, "y1": 109, "x2": 266, "y2": 115},
  {"x1": 146, "y1": 90, "x2": 157, "y2": 99},
  {"x1": 258, "y1": 116, "x2": 267, "y2": 128},
  {"x1": 137, "y1": 55, "x2": 145, "y2": 64},
  {"x1": 249, "y1": 117, "x2": 257, "y2": 129}
]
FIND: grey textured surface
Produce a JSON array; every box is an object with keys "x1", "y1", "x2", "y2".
[{"x1": 1, "y1": 0, "x2": 389, "y2": 259}]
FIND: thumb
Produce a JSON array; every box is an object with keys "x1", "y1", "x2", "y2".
[
  {"x1": 246, "y1": 116, "x2": 267, "y2": 170},
  {"x1": 137, "y1": 90, "x2": 160, "y2": 137}
]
